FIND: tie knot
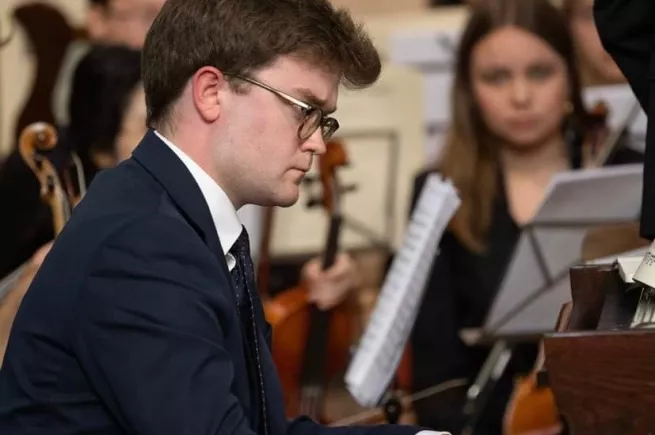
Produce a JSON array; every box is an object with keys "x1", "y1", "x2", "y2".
[{"x1": 231, "y1": 225, "x2": 251, "y2": 259}]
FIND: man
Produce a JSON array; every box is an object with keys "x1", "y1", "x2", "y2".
[
  {"x1": 0, "y1": 1, "x2": 446, "y2": 434},
  {"x1": 593, "y1": 0, "x2": 654, "y2": 240},
  {"x1": 0, "y1": 44, "x2": 358, "y2": 366}
]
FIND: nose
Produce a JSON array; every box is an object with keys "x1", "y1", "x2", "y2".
[
  {"x1": 509, "y1": 77, "x2": 532, "y2": 108},
  {"x1": 302, "y1": 128, "x2": 327, "y2": 155}
]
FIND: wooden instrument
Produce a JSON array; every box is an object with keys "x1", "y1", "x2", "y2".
[
  {"x1": 503, "y1": 98, "x2": 643, "y2": 435},
  {"x1": 543, "y1": 263, "x2": 655, "y2": 434},
  {"x1": 503, "y1": 303, "x2": 572, "y2": 435},
  {"x1": 263, "y1": 139, "x2": 359, "y2": 423},
  {"x1": 0, "y1": 122, "x2": 84, "y2": 299}
]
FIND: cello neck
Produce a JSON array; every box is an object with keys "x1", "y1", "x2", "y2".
[
  {"x1": 0, "y1": 123, "x2": 77, "y2": 297},
  {"x1": 298, "y1": 140, "x2": 351, "y2": 420},
  {"x1": 321, "y1": 213, "x2": 342, "y2": 270},
  {"x1": 256, "y1": 206, "x2": 275, "y2": 297}
]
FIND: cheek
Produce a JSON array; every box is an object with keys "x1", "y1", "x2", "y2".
[
  {"x1": 473, "y1": 83, "x2": 507, "y2": 131},
  {"x1": 536, "y1": 75, "x2": 568, "y2": 124}
]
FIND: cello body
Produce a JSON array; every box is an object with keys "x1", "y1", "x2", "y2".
[
  {"x1": 503, "y1": 372, "x2": 560, "y2": 435},
  {"x1": 264, "y1": 286, "x2": 359, "y2": 421}
]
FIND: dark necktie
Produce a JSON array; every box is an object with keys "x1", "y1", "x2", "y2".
[{"x1": 229, "y1": 226, "x2": 268, "y2": 435}]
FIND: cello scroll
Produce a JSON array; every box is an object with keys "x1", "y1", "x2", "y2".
[{"x1": 18, "y1": 122, "x2": 70, "y2": 234}]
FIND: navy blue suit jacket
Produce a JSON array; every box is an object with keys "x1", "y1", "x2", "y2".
[{"x1": 0, "y1": 131, "x2": 425, "y2": 435}]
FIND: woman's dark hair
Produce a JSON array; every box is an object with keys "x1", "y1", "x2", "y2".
[
  {"x1": 67, "y1": 44, "x2": 142, "y2": 180},
  {"x1": 437, "y1": 0, "x2": 588, "y2": 252}
]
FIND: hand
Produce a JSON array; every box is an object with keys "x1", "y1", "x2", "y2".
[{"x1": 301, "y1": 252, "x2": 361, "y2": 311}]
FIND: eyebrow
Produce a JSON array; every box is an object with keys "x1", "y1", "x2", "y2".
[{"x1": 294, "y1": 88, "x2": 337, "y2": 114}]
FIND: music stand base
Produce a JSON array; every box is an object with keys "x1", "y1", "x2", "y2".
[{"x1": 382, "y1": 391, "x2": 402, "y2": 424}]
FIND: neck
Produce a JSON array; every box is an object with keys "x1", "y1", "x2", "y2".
[
  {"x1": 160, "y1": 126, "x2": 243, "y2": 209},
  {"x1": 500, "y1": 133, "x2": 570, "y2": 182}
]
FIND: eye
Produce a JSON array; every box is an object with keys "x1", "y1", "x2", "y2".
[
  {"x1": 527, "y1": 64, "x2": 555, "y2": 81},
  {"x1": 479, "y1": 69, "x2": 510, "y2": 85}
]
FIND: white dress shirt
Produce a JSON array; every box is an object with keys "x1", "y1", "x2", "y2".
[{"x1": 155, "y1": 130, "x2": 242, "y2": 271}]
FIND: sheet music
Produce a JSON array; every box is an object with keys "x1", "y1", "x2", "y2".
[
  {"x1": 483, "y1": 164, "x2": 643, "y2": 336},
  {"x1": 344, "y1": 174, "x2": 460, "y2": 407}
]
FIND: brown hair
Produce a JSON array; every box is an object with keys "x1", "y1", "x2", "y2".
[
  {"x1": 439, "y1": 0, "x2": 588, "y2": 252},
  {"x1": 141, "y1": 0, "x2": 381, "y2": 130}
]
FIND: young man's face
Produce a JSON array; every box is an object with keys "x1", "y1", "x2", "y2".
[
  {"x1": 214, "y1": 56, "x2": 340, "y2": 209},
  {"x1": 87, "y1": 0, "x2": 166, "y2": 49}
]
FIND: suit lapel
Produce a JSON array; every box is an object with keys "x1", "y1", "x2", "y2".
[{"x1": 131, "y1": 130, "x2": 232, "y2": 281}]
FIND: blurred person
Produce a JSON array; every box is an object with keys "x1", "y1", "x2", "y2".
[
  {"x1": 0, "y1": 44, "x2": 143, "y2": 363},
  {"x1": 0, "y1": 44, "x2": 143, "y2": 281},
  {"x1": 407, "y1": 0, "x2": 642, "y2": 434}
]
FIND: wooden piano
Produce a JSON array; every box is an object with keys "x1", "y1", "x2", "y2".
[{"x1": 543, "y1": 261, "x2": 655, "y2": 434}]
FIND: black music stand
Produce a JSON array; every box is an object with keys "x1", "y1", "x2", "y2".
[{"x1": 458, "y1": 164, "x2": 643, "y2": 434}]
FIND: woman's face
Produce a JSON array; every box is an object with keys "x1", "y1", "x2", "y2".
[
  {"x1": 115, "y1": 86, "x2": 147, "y2": 163},
  {"x1": 568, "y1": 0, "x2": 624, "y2": 84},
  {"x1": 470, "y1": 26, "x2": 570, "y2": 151}
]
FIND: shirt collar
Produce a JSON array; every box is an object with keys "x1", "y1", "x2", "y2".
[{"x1": 154, "y1": 130, "x2": 242, "y2": 256}]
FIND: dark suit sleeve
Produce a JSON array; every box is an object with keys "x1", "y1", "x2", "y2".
[
  {"x1": 72, "y1": 215, "x2": 429, "y2": 435},
  {"x1": 72, "y1": 215, "x2": 259, "y2": 435},
  {"x1": 594, "y1": 0, "x2": 655, "y2": 113},
  {"x1": 595, "y1": 0, "x2": 655, "y2": 240}
]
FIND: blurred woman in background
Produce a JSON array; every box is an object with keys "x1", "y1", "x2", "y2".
[
  {"x1": 0, "y1": 44, "x2": 143, "y2": 282},
  {"x1": 408, "y1": 0, "x2": 642, "y2": 433}
]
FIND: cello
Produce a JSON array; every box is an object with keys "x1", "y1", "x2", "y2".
[
  {"x1": 263, "y1": 139, "x2": 360, "y2": 423},
  {"x1": 0, "y1": 122, "x2": 83, "y2": 363},
  {"x1": 0, "y1": 122, "x2": 85, "y2": 299}
]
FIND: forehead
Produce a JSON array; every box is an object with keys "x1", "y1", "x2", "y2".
[
  {"x1": 471, "y1": 26, "x2": 563, "y2": 69},
  {"x1": 256, "y1": 56, "x2": 340, "y2": 110}
]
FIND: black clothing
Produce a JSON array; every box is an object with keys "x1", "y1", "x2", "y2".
[
  {"x1": 595, "y1": 0, "x2": 655, "y2": 239},
  {"x1": 409, "y1": 146, "x2": 643, "y2": 434}
]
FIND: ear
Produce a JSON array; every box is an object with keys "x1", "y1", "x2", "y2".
[
  {"x1": 191, "y1": 66, "x2": 225, "y2": 124},
  {"x1": 86, "y1": 5, "x2": 108, "y2": 41}
]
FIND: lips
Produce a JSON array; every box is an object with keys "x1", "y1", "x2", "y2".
[{"x1": 507, "y1": 118, "x2": 538, "y2": 128}]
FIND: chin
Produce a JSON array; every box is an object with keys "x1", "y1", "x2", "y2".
[
  {"x1": 504, "y1": 132, "x2": 551, "y2": 151},
  {"x1": 272, "y1": 187, "x2": 301, "y2": 208}
]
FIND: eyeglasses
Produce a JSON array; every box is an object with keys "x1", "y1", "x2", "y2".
[{"x1": 228, "y1": 74, "x2": 339, "y2": 142}]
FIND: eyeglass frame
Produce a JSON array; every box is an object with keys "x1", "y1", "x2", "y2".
[{"x1": 225, "y1": 74, "x2": 339, "y2": 142}]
